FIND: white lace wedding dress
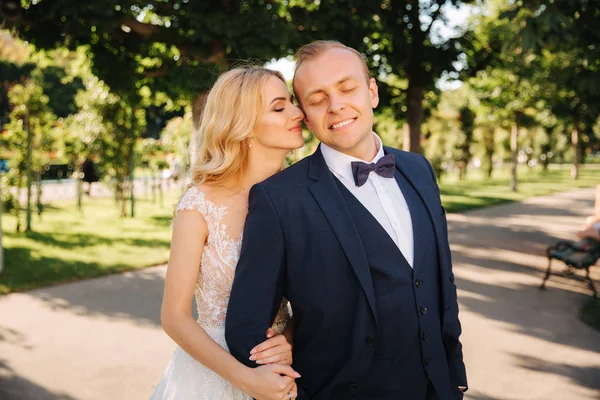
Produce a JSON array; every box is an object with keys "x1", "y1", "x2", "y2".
[{"x1": 150, "y1": 187, "x2": 290, "y2": 400}]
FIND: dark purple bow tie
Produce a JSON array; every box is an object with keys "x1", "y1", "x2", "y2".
[{"x1": 351, "y1": 153, "x2": 396, "y2": 187}]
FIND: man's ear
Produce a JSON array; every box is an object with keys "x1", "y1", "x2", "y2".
[{"x1": 369, "y1": 77, "x2": 379, "y2": 108}]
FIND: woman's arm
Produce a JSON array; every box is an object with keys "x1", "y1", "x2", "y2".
[{"x1": 160, "y1": 210, "x2": 299, "y2": 399}]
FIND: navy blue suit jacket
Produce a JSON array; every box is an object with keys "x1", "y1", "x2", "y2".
[{"x1": 226, "y1": 146, "x2": 466, "y2": 399}]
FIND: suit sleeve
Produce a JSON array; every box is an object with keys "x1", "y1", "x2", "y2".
[
  {"x1": 421, "y1": 155, "x2": 468, "y2": 391},
  {"x1": 226, "y1": 183, "x2": 286, "y2": 366}
]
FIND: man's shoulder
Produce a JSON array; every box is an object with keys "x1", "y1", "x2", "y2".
[
  {"x1": 384, "y1": 146, "x2": 426, "y2": 163},
  {"x1": 384, "y1": 146, "x2": 434, "y2": 179},
  {"x1": 258, "y1": 155, "x2": 312, "y2": 189}
]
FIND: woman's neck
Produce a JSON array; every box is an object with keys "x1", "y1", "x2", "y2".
[
  {"x1": 215, "y1": 148, "x2": 287, "y2": 193},
  {"x1": 241, "y1": 148, "x2": 287, "y2": 189}
]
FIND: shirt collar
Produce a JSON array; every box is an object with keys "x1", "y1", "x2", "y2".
[{"x1": 320, "y1": 132, "x2": 385, "y2": 183}]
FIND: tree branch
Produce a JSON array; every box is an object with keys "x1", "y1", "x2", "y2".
[
  {"x1": 121, "y1": 18, "x2": 162, "y2": 38},
  {"x1": 142, "y1": 67, "x2": 168, "y2": 78}
]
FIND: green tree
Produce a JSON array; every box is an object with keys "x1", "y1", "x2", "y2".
[
  {"x1": 501, "y1": 0, "x2": 600, "y2": 178},
  {"x1": 4, "y1": 80, "x2": 57, "y2": 232},
  {"x1": 0, "y1": 60, "x2": 35, "y2": 127},
  {"x1": 161, "y1": 110, "x2": 193, "y2": 169},
  {"x1": 289, "y1": 0, "x2": 476, "y2": 154},
  {"x1": 462, "y1": 0, "x2": 546, "y2": 190},
  {"x1": 455, "y1": 105, "x2": 475, "y2": 179},
  {"x1": 3, "y1": 1, "x2": 301, "y2": 112}
]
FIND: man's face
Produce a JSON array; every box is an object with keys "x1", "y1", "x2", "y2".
[{"x1": 294, "y1": 48, "x2": 379, "y2": 159}]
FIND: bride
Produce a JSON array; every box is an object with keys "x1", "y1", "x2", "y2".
[{"x1": 150, "y1": 67, "x2": 305, "y2": 400}]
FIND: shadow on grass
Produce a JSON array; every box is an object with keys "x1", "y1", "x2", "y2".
[
  {"x1": 150, "y1": 215, "x2": 173, "y2": 228},
  {"x1": 3, "y1": 231, "x2": 170, "y2": 251},
  {"x1": 0, "y1": 359, "x2": 79, "y2": 400},
  {"x1": 0, "y1": 243, "x2": 167, "y2": 297},
  {"x1": 441, "y1": 169, "x2": 599, "y2": 214},
  {"x1": 0, "y1": 246, "x2": 165, "y2": 325}
]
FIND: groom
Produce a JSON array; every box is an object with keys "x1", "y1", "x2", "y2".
[{"x1": 226, "y1": 40, "x2": 467, "y2": 399}]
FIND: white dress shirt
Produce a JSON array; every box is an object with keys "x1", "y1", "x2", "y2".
[{"x1": 321, "y1": 133, "x2": 414, "y2": 267}]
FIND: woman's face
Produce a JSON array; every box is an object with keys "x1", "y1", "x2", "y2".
[{"x1": 252, "y1": 76, "x2": 305, "y2": 151}]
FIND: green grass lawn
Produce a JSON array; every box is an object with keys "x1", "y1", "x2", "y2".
[
  {"x1": 0, "y1": 193, "x2": 180, "y2": 294},
  {"x1": 0, "y1": 165, "x2": 598, "y2": 294},
  {"x1": 440, "y1": 165, "x2": 599, "y2": 213}
]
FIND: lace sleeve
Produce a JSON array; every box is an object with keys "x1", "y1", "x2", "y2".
[{"x1": 176, "y1": 187, "x2": 209, "y2": 215}]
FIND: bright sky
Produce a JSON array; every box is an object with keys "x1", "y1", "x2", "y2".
[{"x1": 265, "y1": 3, "x2": 472, "y2": 86}]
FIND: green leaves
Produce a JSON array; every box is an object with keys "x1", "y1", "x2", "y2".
[{"x1": 4, "y1": 1, "x2": 300, "y2": 101}]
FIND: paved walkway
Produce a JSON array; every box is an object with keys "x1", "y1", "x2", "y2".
[{"x1": 1, "y1": 188, "x2": 599, "y2": 400}]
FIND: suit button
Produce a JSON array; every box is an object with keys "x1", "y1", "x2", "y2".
[
  {"x1": 420, "y1": 306, "x2": 428, "y2": 315},
  {"x1": 348, "y1": 383, "x2": 358, "y2": 390},
  {"x1": 366, "y1": 337, "x2": 377, "y2": 347},
  {"x1": 424, "y1": 357, "x2": 431, "y2": 366},
  {"x1": 415, "y1": 279, "x2": 422, "y2": 288},
  {"x1": 422, "y1": 332, "x2": 429, "y2": 341}
]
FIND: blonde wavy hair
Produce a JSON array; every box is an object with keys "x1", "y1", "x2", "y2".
[{"x1": 189, "y1": 67, "x2": 285, "y2": 187}]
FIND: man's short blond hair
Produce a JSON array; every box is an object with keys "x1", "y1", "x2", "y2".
[{"x1": 293, "y1": 40, "x2": 371, "y2": 85}]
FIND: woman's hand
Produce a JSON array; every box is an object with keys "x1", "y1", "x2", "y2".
[
  {"x1": 240, "y1": 364, "x2": 299, "y2": 400},
  {"x1": 249, "y1": 328, "x2": 293, "y2": 366}
]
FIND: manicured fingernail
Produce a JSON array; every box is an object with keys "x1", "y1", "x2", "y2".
[
  {"x1": 256, "y1": 360, "x2": 263, "y2": 364},
  {"x1": 295, "y1": 373, "x2": 301, "y2": 378},
  {"x1": 249, "y1": 355, "x2": 255, "y2": 361},
  {"x1": 250, "y1": 348, "x2": 256, "y2": 354}
]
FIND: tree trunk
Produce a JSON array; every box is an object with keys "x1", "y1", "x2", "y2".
[
  {"x1": 510, "y1": 113, "x2": 521, "y2": 192},
  {"x1": 129, "y1": 109, "x2": 136, "y2": 218},
  {"x1": 405, "y1": 84, "x2": 424, "y2": 154},
  {"x1": 485, "y1": 130, "x2": 494, "y2": 179},
  {"x1": 76, "y1": 162, "x2": 83, "y2": 213},
  {"x1": 402, "y1": 123, "x2": 410, "y2": 152},
  {"x1": 25, "y1": 113, "x2": 33, "y2": 232},
  {"x1": 119, "y1": 180, "x2": 127, "y2": 218},
  {"x1": 571, "y1": 125, "x2": 579, "y2": 180}
]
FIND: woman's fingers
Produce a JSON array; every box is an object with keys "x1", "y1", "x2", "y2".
[
  {"x1": 265, "y1": 327, "x2": 277, "y2": 338},
  {"x1": 251, "y1": 334, "x2": 289, "y2": 355},
  {"x1": 270, "y1": 364, "x2": 301, "y2": 379},
  {"x1": 251, "y1": 342, "x2": 292, "y2": 361},
  {"x1": 255, "y1": 353, "x2": 292, "y2": 365},
  {"x1": 280, "y1": 382, "x2": 297, "y2": 400}
]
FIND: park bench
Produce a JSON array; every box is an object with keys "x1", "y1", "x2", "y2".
[{"x1": 540, "y1": 238, "x2": 600, "y2": 298}]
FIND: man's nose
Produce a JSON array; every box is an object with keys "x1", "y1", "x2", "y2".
[{"x1": 328, "y1": 94, "x2": 345, "y2": 113}]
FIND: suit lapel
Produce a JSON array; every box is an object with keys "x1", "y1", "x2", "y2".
[
  {"x1": 386, "y1": 147, "x2": 447, "y2": 266},
  {"x1": 308, "y1": 146, "x2": 379, "y2": 325},
  {"x1": 392, "y1": 168, "x2": 423, "y2": 269}
]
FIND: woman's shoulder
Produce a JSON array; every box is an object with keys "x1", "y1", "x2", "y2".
[{"x1": 176, "y1": 185, "x2": 226, "y2": 217}]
